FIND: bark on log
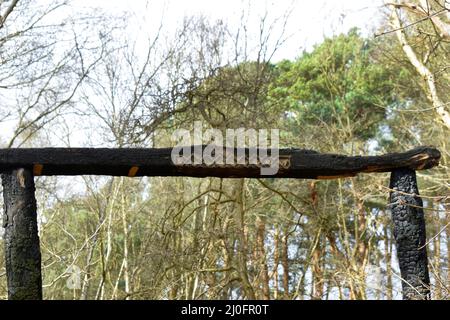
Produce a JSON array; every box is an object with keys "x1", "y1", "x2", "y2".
[
  {"x1": 389, "y1": 168, "x2": 430, "y2": 300},
  {"x1": 0, "y1": 146, "x2": 441, "y2": 178},
  {"x1": 2, "y1": 168, "x2": 42, "y2": 300}
]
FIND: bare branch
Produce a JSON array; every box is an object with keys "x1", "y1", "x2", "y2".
[
  {"x1": 0, "y1": 0, "x2": 19, "y2": 28},
  {"x1": 387, "y1": 2, "x2": 450, "y2": 130}
]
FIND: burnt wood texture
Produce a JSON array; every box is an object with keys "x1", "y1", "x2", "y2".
[
  {"x1": 0, "y1": 146, "x2": 441, "y2": 178},
  {"x1": 389, "y1": 168, "x2": 430, "y2": 300},
  {"x1": 2, "y1": 168, "x2": 42, "y2": 300},
  {"x1": 0, "y1": 146, "x2": 440, "y2": 300}
]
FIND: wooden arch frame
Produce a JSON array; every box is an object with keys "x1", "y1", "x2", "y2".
[{"x1": 0, "y1": 146, "x2": 441, "y2": 300}]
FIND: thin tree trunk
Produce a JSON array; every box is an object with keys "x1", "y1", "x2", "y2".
[
  {"x1": 232, "y1": 179, "x2": 255, "y2": 299},
  {"x1": 354, "y1": 198, "x2": 368, "y2": 299},
  {"x1": 447, "y1": 206, "x2": 450, "y2": 294},
  {"x1": 80, "y1": 220, "x2": 101, "y2": 300},
  {"x1": 389, "y1": 4, "x2": 450, "y2": 130},
  {"x1": 95, "y1": 178, "x2": 119, "y2": 300},
  {"x1": 384, "y1": 225, "x2": 393, "y2": 300},
  {"x1": 273, "y1": 228, "x2": 280, "y2": 299},
  {"x1": 433, "y1": 201, "x2": 441, "y2": 299},
  {"x1": 255, "y1": 215, "x2": 270, "y2": 299},
  {"x1": 121, "y1": 191, "x2": 130, "y2": 299},
  {"x1": 281, "y1": 229, "x2": 290, "y2": 298},
  {"x1": 312, "y1": 236, "x2": 324, "y2": 299}
]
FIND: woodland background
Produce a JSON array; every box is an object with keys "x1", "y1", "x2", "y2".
[{"x1": 0, "y1": 0, "x2": 449, "y2": 299}]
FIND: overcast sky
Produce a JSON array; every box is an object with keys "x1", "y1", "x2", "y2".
[
  {"x1": 72, "y1": 0, "x2": 385, "y2": 61},
  {"x1": 36, "y1": 0, "x2": 387, "y2": 149},
  {"x1": 3, "y1": 0, "x2": 388, "y2": 149},
  {"x1": 1, "y1": 0, "x2": 390, "y2": 198}
]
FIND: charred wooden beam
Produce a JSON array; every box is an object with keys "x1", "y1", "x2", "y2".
[
  {"x1": 0, "y1": 146, "x2": 441, "y2": 178},
  {"x1": 389, "y1": 168, "x2": 430, "y2": 300},
  {"x1": 2, "y1": 168, "x2": 42, "y2": 300}
]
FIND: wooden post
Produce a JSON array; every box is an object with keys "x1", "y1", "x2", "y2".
[
  {"x1": 2, "y1": 168, "x2": 42, "y2": 300},
  {"x1": 389, "y1": 168, "x2": 430, "y2": 300}
]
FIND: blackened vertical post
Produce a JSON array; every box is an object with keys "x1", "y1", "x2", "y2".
[
  {"x1": 2, "y1": 168, "x2": 42, "y2": 300},
  {"x1": 389, "y1": 168, "x2": 430, "y2": 300}
]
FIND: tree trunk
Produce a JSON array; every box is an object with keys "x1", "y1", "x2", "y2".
[
  {"x1": 389, "y1": 168, "x2": 430, "y2": 300},
  {"x1": 121, "y1": 191, "x2": 130, "y2": 299},
  {"x1": 273, "y1": 228, "x2": 280, "y2": 299},
  {"x1": 2, "y1": 168, "x2": 42, "y2": 300},
  {"x1": 433, "y1": 203, "x2": 441, "y2": 299},
  {"x1": 389, "y1": 5, "x2": 450, "y2": 130},
  {"x1": 384, "y1": 225, "x2": 393, "y2": 300},
  {"x1": 312, "y1": 237, "x2": 324, "y2": 299},
  {"x1": 255, "y1": 215, "x2": 270, "y2": 299},
  {"x1": 281, "y1": 229, "x2": 290, "y2": 298},
  {"x1": 447, "y1": 206, "x2": 450, "y2": 295},
  {"x1": 354, "y1": 198, "x2": 368, "y2": 299},
  {"x1": 232, "y1": 179, "x2": 255, "y2": 299}
]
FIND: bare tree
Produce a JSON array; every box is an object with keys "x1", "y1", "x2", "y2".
[
  {"x1": 385, "y1": 0, "x2": 450, "y2": 129},
  {"x1": 0, "y1": 0, "x2": 117, "y2": 147}
]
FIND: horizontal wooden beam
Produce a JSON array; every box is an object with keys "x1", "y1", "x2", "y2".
[{"x1": 0, "y1": 146, "x2": 440, "y2": 179}]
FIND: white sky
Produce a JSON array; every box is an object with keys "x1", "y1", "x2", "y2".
[
  {"x1": 55, "y1": 0, "x2": 386, "y2": 150},
  {"x1": 2, "y1": 0, "x2": 388, "y2": 149},
  {"x1": 73, "y1": 0, "x2": 385, "y2": 61}
]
